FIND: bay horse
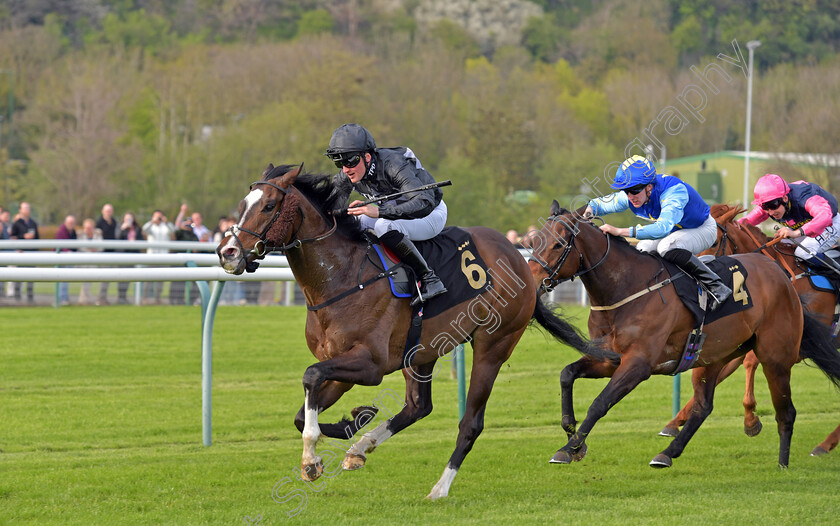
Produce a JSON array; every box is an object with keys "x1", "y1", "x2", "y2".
[
  {"x1": 216, "y1": 164, "x2": 618, "y2": 499},
  {"x1": 525, "y1": 201, "x2": 840, "y2": 468},
  {"x1": 661, "y1": 204, "x2": 840, "y2": 456}
]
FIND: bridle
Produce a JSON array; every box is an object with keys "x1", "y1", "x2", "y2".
[
  {"x1": 531, "y1": 215, "x2": 610, "y2": 294},
  {"x1": 710, "y1": 222, "x2": 738, "y2": 256},
  {"x1": 227, "y1": 180, "x2": 337, "y2": 259}
]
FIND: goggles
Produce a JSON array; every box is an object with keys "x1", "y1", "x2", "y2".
[
  {"x1": 331, "y1": 153, "x2": 363, "y2": 169},
  {"x1": 761, "y1": 198, "x2": 785, "y2": 211},
  {"x1": 624, "y1": 184, "x2": 648, "y2": 196}
]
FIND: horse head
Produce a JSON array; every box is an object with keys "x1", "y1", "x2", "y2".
[
  {"x1": 217, "y1": 163, "x2": 306, "y2": 274},
  {"x1": 523, "y1": 200, "x2": 589, "y2": 294}
]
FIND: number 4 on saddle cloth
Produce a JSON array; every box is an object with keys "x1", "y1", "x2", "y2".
[
  {"x1": 660, "y1": 255, "x2": 753, "y2": 374},
  {"x1": 370, "y1": 226, "x2": 494, "y2": 319}
]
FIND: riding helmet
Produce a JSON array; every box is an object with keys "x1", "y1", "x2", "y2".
[
  {"x1": 752, "y1": 174, "x2": 790, "y2": 205},
  {"x1": 610, "y1": 154, "x2": 657, "y2": 190},
  {"x1": 325, "y1": 123, "x2": 377, "y2": 157}
]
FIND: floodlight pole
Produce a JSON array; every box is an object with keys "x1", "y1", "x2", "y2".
[{"x1": 742, "y1": 40, "x2": 761, "y2": 205}]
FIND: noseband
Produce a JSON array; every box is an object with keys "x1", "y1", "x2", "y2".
[
  {"x1": 227, "y1": 180, "x2": 337, "y2": 259},
  {"x1": 532, "y1": 216, "x2": 610, "y2": 294}
]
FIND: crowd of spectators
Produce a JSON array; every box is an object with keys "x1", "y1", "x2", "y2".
[{"x1": 0, "y1": 202, "x2": 282, "y2": 307}]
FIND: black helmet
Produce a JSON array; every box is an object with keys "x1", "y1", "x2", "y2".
[{"x1": 325, "y1": 123, "x2": 376, "y2": 158}]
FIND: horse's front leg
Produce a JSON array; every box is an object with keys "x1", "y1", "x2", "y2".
[
  {"x1": 344, "y1": 362, "x2": 436, "y2": 470},
  {"x1": 552, "y1": 355, "x2": 650, "y2": 464},
  {"x1": 560, "y1": 357, "x2": 617, "y2": 457},
  {"x1": 300, "y1": 349, "x2": 385, "y2": 482}
]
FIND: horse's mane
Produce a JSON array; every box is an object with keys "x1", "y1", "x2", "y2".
[
  {"x1": 263, "y1": 164, "x2": 366, "y2": 242},
  {"x1": 710, "y1": 203, "x2": 770, "y2": 242}
]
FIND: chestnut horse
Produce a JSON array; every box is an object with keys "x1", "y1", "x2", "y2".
[
  {"x1": 661, "y1": 204, "x2": 840, "y2": 456},
  {"x1": 216, "y1": 164, "x2": 618, "y2": 499},
  {"x1": 526, "y1": 201, "x2": 840, "y2": 468}
]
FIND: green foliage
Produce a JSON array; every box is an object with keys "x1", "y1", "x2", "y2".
[
  {"x1": 522, "y1": 13, "x2": 564, "y2": 63},
  {"x1": 95, "y1": 9, "x2": 175, "y2": 52},
  {"x1": 296, "y1": 9, "x2": 334, "y2": 37},
  {"x1": 429, "y1": 19, "x2": 480, "y2": 58}
]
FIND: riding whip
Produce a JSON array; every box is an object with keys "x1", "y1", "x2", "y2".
[{"x1": 348, "y1": 180, "x2": 452, "y2": 209}]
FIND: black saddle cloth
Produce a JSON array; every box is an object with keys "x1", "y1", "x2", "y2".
[
  {"x1": 661, "y1": 256, "x2": 752, "y2": 326},
  {"x1": 406, "y1": 227, "x2": 493, "y2": 319}
]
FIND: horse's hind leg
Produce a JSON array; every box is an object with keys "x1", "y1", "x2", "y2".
[
  {"x1": 651, "y1": 364, "x2": 724, "y2": 468},
  {"x1": 742, "y1": 351, "x2": 763, "y2": 436},
  {"x1": 343, "y1": 363, "x2": 436, "y2": 470},
  {"x1": 660, "y1": 355, "x2": 745, "y2": 437},
  {"x1": 812, "y1": 423, "x2": 840, "y2": 456},
  {"x1": 760, "y1": 360, "x2": 796, "y2": 467}
]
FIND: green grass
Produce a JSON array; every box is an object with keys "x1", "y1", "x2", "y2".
[{"x1": 2, "y1": 305, "x2": 839, "y2": 525}]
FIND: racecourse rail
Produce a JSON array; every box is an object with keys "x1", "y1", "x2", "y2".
[{"x1": 0, "y1": 240, "x2": 650, "y2": 447}]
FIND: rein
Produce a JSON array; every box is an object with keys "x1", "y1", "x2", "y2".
[
  {"x1": 228, "y1": 180, "x2": 338, "y2": 259},
  {"x1": 738, "y1": 223, "x2": 798, "y2": 278},
  {"x1": 533, "y1": 216, "x2": 611, "y2": 294}
]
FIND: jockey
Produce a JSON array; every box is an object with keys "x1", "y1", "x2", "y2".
[
  {"x1": 584, "y1": 155, "x2": 732, "y2": 311},
  {"x1": 325, "y1": 123, "x2": 447, "y2": 306},
  {"x1": 740, "y1": 173, "x2": 840, "y2": 262}
]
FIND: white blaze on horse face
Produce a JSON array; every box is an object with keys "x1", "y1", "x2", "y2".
[{"x1": 242, "y1": 188, "x2": 264, "y2": 225}]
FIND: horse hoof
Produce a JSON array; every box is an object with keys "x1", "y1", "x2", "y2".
[
  {"x1": 301, "y1": 460, "x2": 324, "y2": 481},
  {"x1": 810, "y1": 446, "x2": 830, "y2": 457},
  {"x1": 658, "y1": 426, "x2": 679, "y2": 438},
  {"x1": 744, "y1": 419, "x2": 763, "y2": 437},
  {"x1": 571, "y1": 443, "x2": 588, "y2": 462},
  {"x1": 549, "y1": 449, "x2": 572, "y2": 464},
  {"x1": 649, "y1": 454, "x2": 672, "y2": 468},
  {"x1": 343, "y1": 453, "x2": 367, "y2": 471}
]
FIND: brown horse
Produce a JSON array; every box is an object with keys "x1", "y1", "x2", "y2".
[
  {"x1": 661, "y1": 204, "x2": 840, "y2": 456},
  {"x1": 525, "y1": 201, "x2": 840, "y2": 468},
  {"x1": 216, "y1": 164, "x2": 618, "y2": 499}
]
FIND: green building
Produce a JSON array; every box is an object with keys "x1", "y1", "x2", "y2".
[{"x1": 659, "y1": 151, "x2": 840, "y2": 206}]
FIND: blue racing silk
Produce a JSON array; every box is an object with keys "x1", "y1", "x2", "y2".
[{"x1": 588, "y1": 174, "x2": 710, "y2": 239}]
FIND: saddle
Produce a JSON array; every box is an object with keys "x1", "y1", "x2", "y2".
[{"x1": 367, "y1": 226, "x2": 493, "y2": 319}]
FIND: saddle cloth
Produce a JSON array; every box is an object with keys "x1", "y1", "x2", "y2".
[
  {"x1": 661, "y1": 255, "x2": 752, "y2": 326},
  {"x1": 371, "y1": 226, "x2": 493, "y2": 319},
  {"x1": 803, "y1": 249, "x2": 840, "y2": 292}
]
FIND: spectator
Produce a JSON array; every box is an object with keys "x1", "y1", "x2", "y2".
[
  {"x1": 190, "y1": 212, "x2": 212, "y2": 242},
  {"x1": 0, "y1": 207, "x2": 10, "y2": 298},
  {"x1": 117, "y1": 212, "x2": 144, "y2": 305},
  {"x1": 171, "y1": 218, "x2": 199, "y2": 305},
  {"x1": 505, "y1": 229, "x2": 520, "y2": 245},
  {"x1": 54, "y1": 215, "x2": 77, "y2": 306},
  {"x1": 77, "y1": 218, "x2": 103, "y2": 305},
  {"x1": 142, "y1": 208, "x2": 177, "y2": 304},
  {"x1": 95, "y1": 203, "x2": 118, "y2": 305},
  {"x1": 10, "y1": 202, "x2": 39, "y2": 303}
]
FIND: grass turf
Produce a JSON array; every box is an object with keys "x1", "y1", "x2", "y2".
[{"x1": 1, "y1": 305, "x2": 839, "y2": 525}]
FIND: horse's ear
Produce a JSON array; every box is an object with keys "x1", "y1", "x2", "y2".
[
  {"x1": 283, "y1": 162, "x2": 304, "y2": 184},
  {"x1": 550, "y1": 200, "x2": 561, "y2": 217},
  {"x1": 262, "y1": 163, "x2": 275, "y2": 177}
]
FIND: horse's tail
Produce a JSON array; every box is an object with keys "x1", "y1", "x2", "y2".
[
  {"x1": 531, "y1": 298, "x2": 620, "y2": 364},
  {"x1": 799, "y1": 311, "x2": 840, "y2": 390}
]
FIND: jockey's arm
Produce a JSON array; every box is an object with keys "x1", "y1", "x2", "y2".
[
  {"x1": 588, "y1": 192, "x2": 630, "y2": 217},
  {"x1": 633, "y1": 185, "x2": 687, "y2": 240},
  {"x1": 377, "y1": 164, "x2": 436, "y2": 220},
  {"x1": 739, "y1": 206, "x2": 769, "y2": 226},
  {"x1": 802, "y1": 194, "x2": 834, "y2": 236}
]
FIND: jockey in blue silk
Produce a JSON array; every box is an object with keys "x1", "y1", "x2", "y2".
[{"x1": 584, "y1": 155, "x2": 732, "y2": 311}]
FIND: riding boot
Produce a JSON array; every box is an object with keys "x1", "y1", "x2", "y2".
[
  {"x1": 379, "y1": 230, "x2": 447, "y2": 307},
  {"x1": 664, "y1": 249, "x2": 732, "y2": 311}
]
